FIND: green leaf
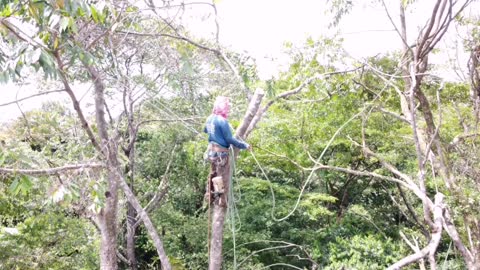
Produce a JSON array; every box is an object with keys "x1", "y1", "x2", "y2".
[
  {"x1": 125, "y1": 6, "x2": 138, "y2": 12},
  {"x1": 19, "y1": 175, "x2": 33, "y2": 195},
  {"x1": 39, "y1": 50, "x2": 55, "y2": 70},
  {"x1": 90, "y1": 5, "x2": 99, "y2": 23},
  {"x1": 9, "y1": 178, "x2": 20, "y2": 194},
  {"x1": 1, "y1": 3, "x2": 12, "y2": 17}
]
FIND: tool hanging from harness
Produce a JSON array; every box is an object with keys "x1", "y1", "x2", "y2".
[{"x1": 205, "y1": 142, "x2": 229, "y2": 201}]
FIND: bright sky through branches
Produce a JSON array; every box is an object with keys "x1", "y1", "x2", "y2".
[{"x1": 0, "y1": 0, "x2": 477, "y2": 122}]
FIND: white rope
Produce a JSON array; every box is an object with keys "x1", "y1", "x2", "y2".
[{"x1": 250, "y1": 110, "x2": 364, "y2": 222}]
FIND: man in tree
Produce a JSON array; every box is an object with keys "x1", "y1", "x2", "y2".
[
  {"x1": 204, "y1": 95, "x2": 251, "y2": 204},
  {"x1": 204, "y1": 95, "x2": 253, "y2": 269}
]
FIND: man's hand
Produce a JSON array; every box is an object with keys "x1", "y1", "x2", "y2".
[{"x1": 247, "y1": 145, "x2": 253, "y2": 152}]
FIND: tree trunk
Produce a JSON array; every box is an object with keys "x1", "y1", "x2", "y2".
[
  {"x1": 97, "y1": 172, "x2": 119, "y2": 270},
  {"x1": 126, "y1": 202, "x2": 137, "y2": 270},
  {"x1": 117, "y1": 174, "x2": 172, "y2": 270},
  {"x1": 124, "y1": 76, "x2": 138, "y2": 270},
  {"x1": 208, "y1": 155, "x2": 231, "y2": 270},
  {"x1": 89, "y1": 64, "x2": 121, "y2": 270},
  {"x1": 209, "y1": 204, "x2": 227, "y2": 270},
  {"x1": 86, "y1": 55, "x2": 172, "y2": 270}
]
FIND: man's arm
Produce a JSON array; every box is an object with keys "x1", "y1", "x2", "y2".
[{"x1": 220, "y1": 120, "x2": 249, "y2": 149}]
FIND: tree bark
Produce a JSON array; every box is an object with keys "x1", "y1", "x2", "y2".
[
  {"x1": 207, "y1": 155, "x2": 231, "y2": 270},
  {"x1": 88, "y1": 65, "x2": 121, "y2": 270},
  {"x1": 126, "y1": 203, "x2": 137, "y2": 270},
  {"x1": 125, "y1": 86, "x2": 138, "y2": 270},
  {"x1": 388, "y1": 193, "x2": 444, "y2": 270},
  {"x1": 116, "y1": 173, "x2": 172, "y2": 270},
  {"x1": 209, "y1": 204, "x2": 227, "y2": 270},
  {"x1": 87, "y1": 65, "x2": 172, "y2": 269}
]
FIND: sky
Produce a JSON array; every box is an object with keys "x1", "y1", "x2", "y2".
[
  {"x1": 190, "y1": 0, "x2": 400, "y2": 78},
  {"x1": 0, "y1": 0, "x2": 477, "y2": 123},
  {"x1": 185, "y1": 0, "x2": 473, "y2": 79}
]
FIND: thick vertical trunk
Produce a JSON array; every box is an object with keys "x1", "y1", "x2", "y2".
[
  {"x1": 208, "y1": 156, "x2": 230, "y2": 270},
  {"x1": 89, "y1": 65, "x2": 121, "y2": 270},
  {"x1": 57, "y1": 50, "x2": 121, "y2": 269},
  {"x1": 87, "y1": 63, "x2": 171, "y2": 270},
  {"x1": 208, "y1": 204, "x2": 227, "y2": 270},
  {"x1": 98, "y1": 176, "x2": 119, "y2": 270},
  {"x1": 126, "y1": 202, "x2": 137, "y2": 270},
  {"x1": 124, "y1": 79, "x2": 138, "y2": 270}
]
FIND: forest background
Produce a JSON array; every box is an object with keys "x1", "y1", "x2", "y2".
[{"x1": 1, "y1": 0, "x2": 480, "y2": 269}]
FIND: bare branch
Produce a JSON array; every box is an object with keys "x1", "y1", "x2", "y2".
[
  {"x1": 117, "y1": 30, "x2": 219, "y2": 54},
  {"x1": 236, "y1": 88, "x2": 265, "y2": 139},
  {"x1": 262, "y1": 263, "x2": 303, "y2": 270},
  {"x1": 443, "y1": 206, "x2": 475, "y2": 265},
  {"x1": 417, "y1": 0, "x2": 443, "y2": 56},
  {"x1": 116, "y1": 28, "x2": 251, "y2": 98},
  {"x1": 136, "y1": 117, "x2": 203, "y2": 128},
  {"x1": 380, "y1": 0, "x2": 409, "y2": 49},
  {"x1": 422, "y1": 83, "x2": 444, "y2": 170},
  {"x1": 0, "y1": 18, "x2": 48, "y2": 50},
  {"x1": 354, "y1": 141, "x2": 435, "y2": 210},
  {"x1": 53, "y1": 51, "x2": 102, "y2": 153},
  {"x1": 133, "y1": 145, "x2": 177, "y2": 228},
  {"x1": 0, "y1": 89, "x2": 66, "y2": 107},
  {"x1": 244, "y1": 68, "x2": 361, "y2": 137},
  {"x1": 387, "y1": 193, "x2": 444, "y2": 270},
  {"x1": 378, "y1": 107, "x2": 411, "y2": 124},
  {"x1": 116, "y1": 251, "x2": 131, "y2": 266},
  {"x1": 394, "y1": 183, "x2": 429, "y2": 236},
  {"x1": 313, "y1": 163, "x2": 411, "y2": 188},
  {"x1": 399, "y1": 231, "x2": 427, "y2": 270},
  {"x1": 113, "y1": 168, "x2": 172, "y2": 270},
  {"x1": 0, "y1": 163, "x2": 104, "y2": 176},
  {"x1": 450, "y1": 133, "x2": 480, "y2": 145}
]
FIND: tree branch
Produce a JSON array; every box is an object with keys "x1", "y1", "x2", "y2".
[
  {"x1": 399, "y1": 231, "x2": 427, "y2": 270},
  {"x1": 353, "y1": 140, "x2": 434, "y2": 210},
  {"x1": 387, "y1": 193, "x2": 444, "y2": 270},
  {"x1": 0, "y1": 163, "x2": 104, "y2": 176},
  {"x1": 133, "y1": 145, "x2": 176, "y2": 228},
  {"x1": 442, "y1": 205, "x2": 475, "y2": 266},
  {"x1": 53, "y1": 51, "x2": 102, "y2": 153},
  {"x1": 0, "y1": 89, "x2": 66, "y2": 107},
  {"x1": 378, "y1": 107, "x2": 411, "y2": 124},
  {"x1": 236, "y1": 88, "x2": 265, "y2": 139},
  {"x1": 244, "y1": 68, "x2": 360, "y2": 137}
]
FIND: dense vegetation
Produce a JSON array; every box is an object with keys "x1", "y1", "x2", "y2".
[{"x1": 1, "y1": 0, "x2": 480, "y2": 269}]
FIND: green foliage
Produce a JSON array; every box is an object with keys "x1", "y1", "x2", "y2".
[
  {"x1": 0, "y1": 212, "x2": 98, "y2": 269},
  {"x1": 327, "y1": 0, "x2": 354, "y2": 27},
  {"x1": 1, "y1": 0, "x2": 479, "y2": 265},
  {"x1": 8, "y1": 175, "x2": 33, "y2": 195},
  {"x1": 323, "y1": 234, "x2": 406, "y2": 269}
]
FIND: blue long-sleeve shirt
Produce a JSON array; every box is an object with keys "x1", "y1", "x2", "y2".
[{"x1": 204, "y1": 115, "x2": 249, "y2": 149}]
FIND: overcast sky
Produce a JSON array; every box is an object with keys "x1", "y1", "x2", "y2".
[{"x1": 0, "y1": 0, "x2": 476, "y2": 123}]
